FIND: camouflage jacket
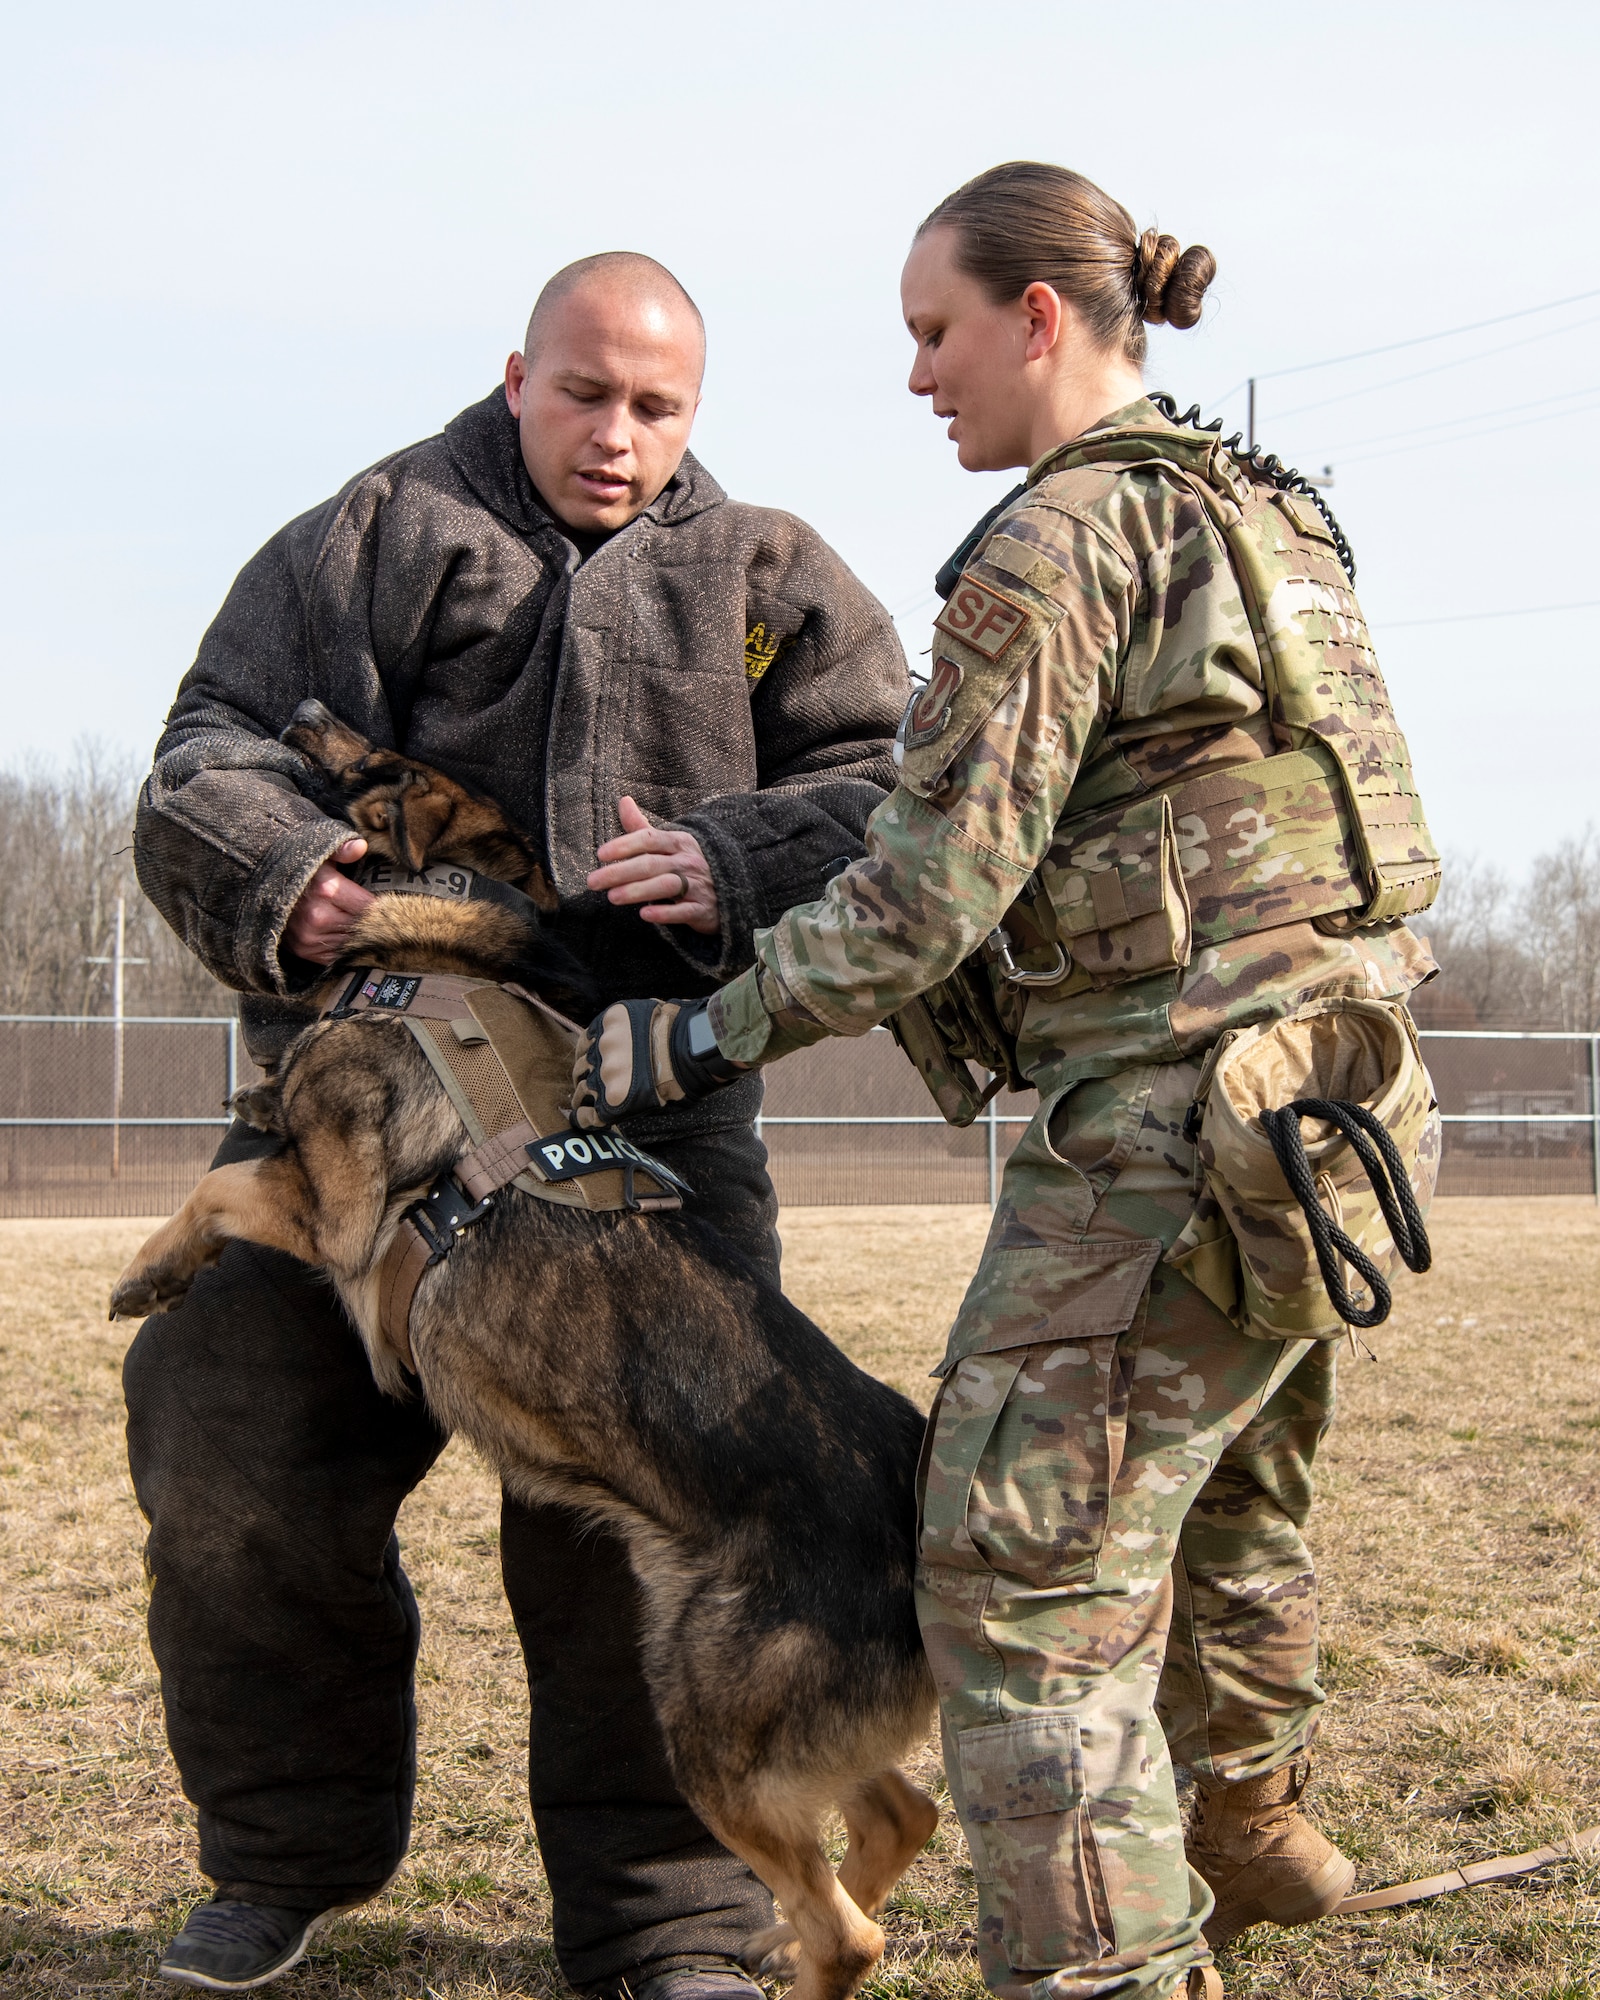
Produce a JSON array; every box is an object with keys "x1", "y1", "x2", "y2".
[{"x1": 709, "y1": 397, "x2": 1435, "y2": 1092}]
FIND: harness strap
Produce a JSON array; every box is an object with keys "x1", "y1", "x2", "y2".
[
  {"x1": 376, "y1": 1172, "x2": 495, "y2": 1371},
  {"x1": 378, "y1": 1223, "x2": 431, "y2": 1371},
  {"x1": 456, "y1": 1119, "x2": 543, "y2": 1202},
  {"x1": 325, "y1": 966, "x2": 686, "y2": 1367},
  {"x1": 1337, "y1": 1823, "x2": 1600, "y2": 1913}
]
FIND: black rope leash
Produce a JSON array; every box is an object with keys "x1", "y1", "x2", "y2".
[{"x1": 1259, "y1": 1098, "x2": 1432, "y2": 1327}]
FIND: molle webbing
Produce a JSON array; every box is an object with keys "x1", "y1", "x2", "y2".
[
  {"x1": 1039, "y1": 746, "x2": 1365, "y2": 984},
  {"x1": 1043, "y1": 423, "x2": 1440, "y2": 926},
  {"x1": 329, "y1": 971, "x2": 684, "y2": 1215}
]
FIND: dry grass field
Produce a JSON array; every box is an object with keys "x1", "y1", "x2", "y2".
[{"x1": 3, "y1": 1199, "x2": 1599, "y2": 1999}]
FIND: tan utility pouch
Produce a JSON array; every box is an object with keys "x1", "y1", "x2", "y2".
[{"x1": 1166, "y1": 997, "x2": 1441, "y2": 1339}]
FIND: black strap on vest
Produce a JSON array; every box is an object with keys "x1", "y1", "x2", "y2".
[
  {"x1": 1260, "y1": 1098, "x2": 1432, "y2": 1328},
  {"x1": 934, "y1": 483, "x2": 1027, "y2": 601}
]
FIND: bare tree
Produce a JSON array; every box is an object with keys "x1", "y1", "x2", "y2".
[
  {"x1": 0, "y1": 746, "x2": 228, "y2": 1017},
  {"x1": 1415, "y1": 830, "x2": 1600, "y2": 1032},
  {"x1": 1526, "y1": 830, "x2": 1600, "y2": 1032}
]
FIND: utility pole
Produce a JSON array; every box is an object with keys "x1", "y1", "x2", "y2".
[
  {"x1": 1247, "y1": 377, "x2": 1256, "y2": 452},
  {"x1": 85, "y1": 897, "x2": 148, "y2": 1178}
]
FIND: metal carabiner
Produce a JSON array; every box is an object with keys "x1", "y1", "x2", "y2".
[{"x1": 987, "y1": 927, "x2": 1069, "y2": 989}]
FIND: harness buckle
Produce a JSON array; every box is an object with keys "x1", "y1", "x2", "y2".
[{"x1": 405, "y1": 1174, "x2": 495, "y2": 1266}]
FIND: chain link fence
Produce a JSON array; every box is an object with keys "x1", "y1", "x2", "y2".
[{"x1": 0, "y1": 1016, "x2": 1595, "y2": 1217}]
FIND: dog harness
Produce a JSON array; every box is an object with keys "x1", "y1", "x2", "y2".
[{"x1": 324, "y1": 968, "x2": 687, "y2": 1367}]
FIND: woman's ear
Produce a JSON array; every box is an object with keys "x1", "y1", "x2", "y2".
[{"x1": 1021, "y1": 280, "x2": 1066, "y2": 363}]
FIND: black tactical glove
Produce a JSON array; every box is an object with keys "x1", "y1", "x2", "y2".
[{"x1": 570, "y1": 997, "x2": 747, "y2": 1129}]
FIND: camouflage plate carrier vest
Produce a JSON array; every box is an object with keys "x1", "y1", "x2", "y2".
[{"x1": 892, "y1": 417, "x2": 1441, "y2": 1125}]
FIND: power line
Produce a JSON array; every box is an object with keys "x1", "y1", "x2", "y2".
[
  {"x1": 1328, "y1": 395, "x2": 1600, "y2": 466},
  {"x1": 1305, "y1": 380, "x2": 1600, "y2": 460},
  {"x1": 1253, "y1": 284, "x2": 1600, "y2": 383},
  {"x1": 1269, "y1": 313, "x2": 1600, "y2": 423},
  {"x1": 1380, "y1": 599, "x2": 1600, "y2": 630}
]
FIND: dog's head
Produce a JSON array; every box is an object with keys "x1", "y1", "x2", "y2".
[{"x1": 281, "y1": 700, "x2": 556, "y2": 909}]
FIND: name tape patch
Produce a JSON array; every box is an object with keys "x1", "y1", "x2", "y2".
[
  {"x1": 361, "y1": 974, "x2": 422, "y2": 1011},
  {"x1": 530, "y1": 1131, "x2": 672, "y2": 1184},
  {"x1": 934, "y1": 578, "x2": 1031, "y2": 660},
  {"x1": 359, "y1": 859, "x2": 476, "y2": 900}
]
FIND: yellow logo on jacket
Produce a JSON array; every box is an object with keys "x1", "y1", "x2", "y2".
[{"x1": 744, "y1": 623, "x2": 784, "y2": 684}]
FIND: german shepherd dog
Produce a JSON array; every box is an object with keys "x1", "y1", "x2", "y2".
[{"x1": 111, "y1": 703, "x2": 939, "y2": 2000}]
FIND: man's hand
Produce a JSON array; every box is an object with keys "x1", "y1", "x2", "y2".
[
  {"x1": 570, "y1": 997, "x2": 747, "y2": 1129},
  {"x1": 587, "y1": 796, "x2": 719, "y2": 934},
  {"x1": 283, "y1": 838, "x2": 374, "y2": 965}
]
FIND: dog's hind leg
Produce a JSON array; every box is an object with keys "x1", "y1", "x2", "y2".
[
  {"x1": 708, "y1": 1802, "x2": 884, "y2": 2000},
  {"x1": 837, "y1": 1766, "x2": 940, "y2": 1919},
  {"x1": 734, "y1": 1766, "x2": 938, "y2": 1987}
]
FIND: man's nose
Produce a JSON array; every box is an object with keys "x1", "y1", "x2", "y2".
[{"x1": 592, "y1": 400, "x2": 633, "y2": 455}]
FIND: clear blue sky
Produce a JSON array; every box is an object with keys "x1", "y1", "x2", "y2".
[{"x1": 4, "y1": 0, "x2": 1595, "y2": 872}]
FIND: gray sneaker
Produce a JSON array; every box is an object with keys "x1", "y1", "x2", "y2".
[{"x1": 158, "y1": 1900, "x2": 337, "y2": 1990}]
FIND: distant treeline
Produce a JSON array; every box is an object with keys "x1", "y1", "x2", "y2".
[
  {"x1": 1413, "y1": 837, "x2": 1599, "y2": 1033},
  {"x1": 0, "y1": 750, "x2": 227, "y2": 1017},
  {"x1": 2, "y1": 750, "x2": 1595, "y2": 1033}
]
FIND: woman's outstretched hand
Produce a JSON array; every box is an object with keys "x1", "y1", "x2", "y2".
[{"x1": 570, "y1": 997, "x2": 747, "y2": 1129}]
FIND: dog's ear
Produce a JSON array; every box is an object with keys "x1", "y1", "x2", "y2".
[
  {"x1": 228, "y1": 1081, "x2": 284, "y2": 1134},
  {"x1": 389, "y1": 781, "x2": 455, "y2": 872}
]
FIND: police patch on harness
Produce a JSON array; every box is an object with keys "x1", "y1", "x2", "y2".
[
  {"x1": 934, "y1": 577, "x2": 1031, "y2": 660},
  {"x1": 529, "y1": 1130, "x2": 684, "y2": 1190}
]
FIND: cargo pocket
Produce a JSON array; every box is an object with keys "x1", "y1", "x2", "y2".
[
  {"x1": 963, "y1": 1339, "x2": 1123, "y2": 1587},
  {"x1": 956, "y1": 1711, "x2": 1114, "y2": 1969},
  {"x1": 924, "y1": 1236, "x2": 1162, "y2": 1587}
]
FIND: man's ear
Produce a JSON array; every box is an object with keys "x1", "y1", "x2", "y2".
[{"x1": 505, "y1": 350, "x2": 528, "y2": 416}]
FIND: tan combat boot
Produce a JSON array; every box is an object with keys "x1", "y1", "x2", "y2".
[{"x1": 1189, "y1": 1759, "x2": 1356, "y2": 1948}]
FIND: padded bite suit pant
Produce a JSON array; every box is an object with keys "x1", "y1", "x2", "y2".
[
  {"x1": 916, "y1": 1062, "x2": 1335, "y2": 1999},
  {"x1": 123, "y1": 1118, "x2": 777, "y2": 1996}
]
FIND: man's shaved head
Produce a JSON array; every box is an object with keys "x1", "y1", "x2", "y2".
[
  {"x1": 523, "y1": 252, "x2": 705, "y2": 371},
  {"x1": 505, "y1": 252, "x2": 706, "y2": 533}
]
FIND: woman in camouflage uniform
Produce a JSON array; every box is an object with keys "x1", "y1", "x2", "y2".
[{"x1": 575, "y1": 162, "x2": 1440, "y2": 2000}]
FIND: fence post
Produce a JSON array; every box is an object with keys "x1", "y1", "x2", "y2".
[
  {"x1": 986, "y1": 1092, "x2": 999, "y2": 1208},
  {"x1": 226, "y1": 1017, "x2": 238, "y2": 1106},
  {"x1": 1591, "y1": 1034, "x2": 1599, "y2": 1205}
]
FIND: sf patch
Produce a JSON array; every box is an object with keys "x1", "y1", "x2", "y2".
[
  {"x1": 903, "y1": 654, "x2": 964, "y2": 751},
  {"x1": 935, "y1": 577, "x2": 1030, "y2": 660}
]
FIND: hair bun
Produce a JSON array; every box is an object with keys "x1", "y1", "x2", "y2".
[{"x1": 1135, "y1": 227, "x2": 1216, "y2": 330}]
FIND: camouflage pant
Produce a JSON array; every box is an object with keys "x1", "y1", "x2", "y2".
[{"x1": 916, "y1": 1059, "x2": 1336, "y2": 1999}]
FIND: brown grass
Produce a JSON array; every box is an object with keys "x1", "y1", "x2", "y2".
[{"x1": 3, "y1": 1200, "x2": 1599, "y2": 1998}]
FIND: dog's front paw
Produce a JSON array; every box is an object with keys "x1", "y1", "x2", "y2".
[
  {"x1": 740, "y1": 1922, "x2": 801, "y2": 1981},
  {"x1": 109, "y1": 1261, "x2": 194, "y2": 1321}
]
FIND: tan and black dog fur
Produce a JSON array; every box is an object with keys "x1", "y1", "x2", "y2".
[{"x1": 112, "y1": 715, "x2": 939, "y2": 2000}]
